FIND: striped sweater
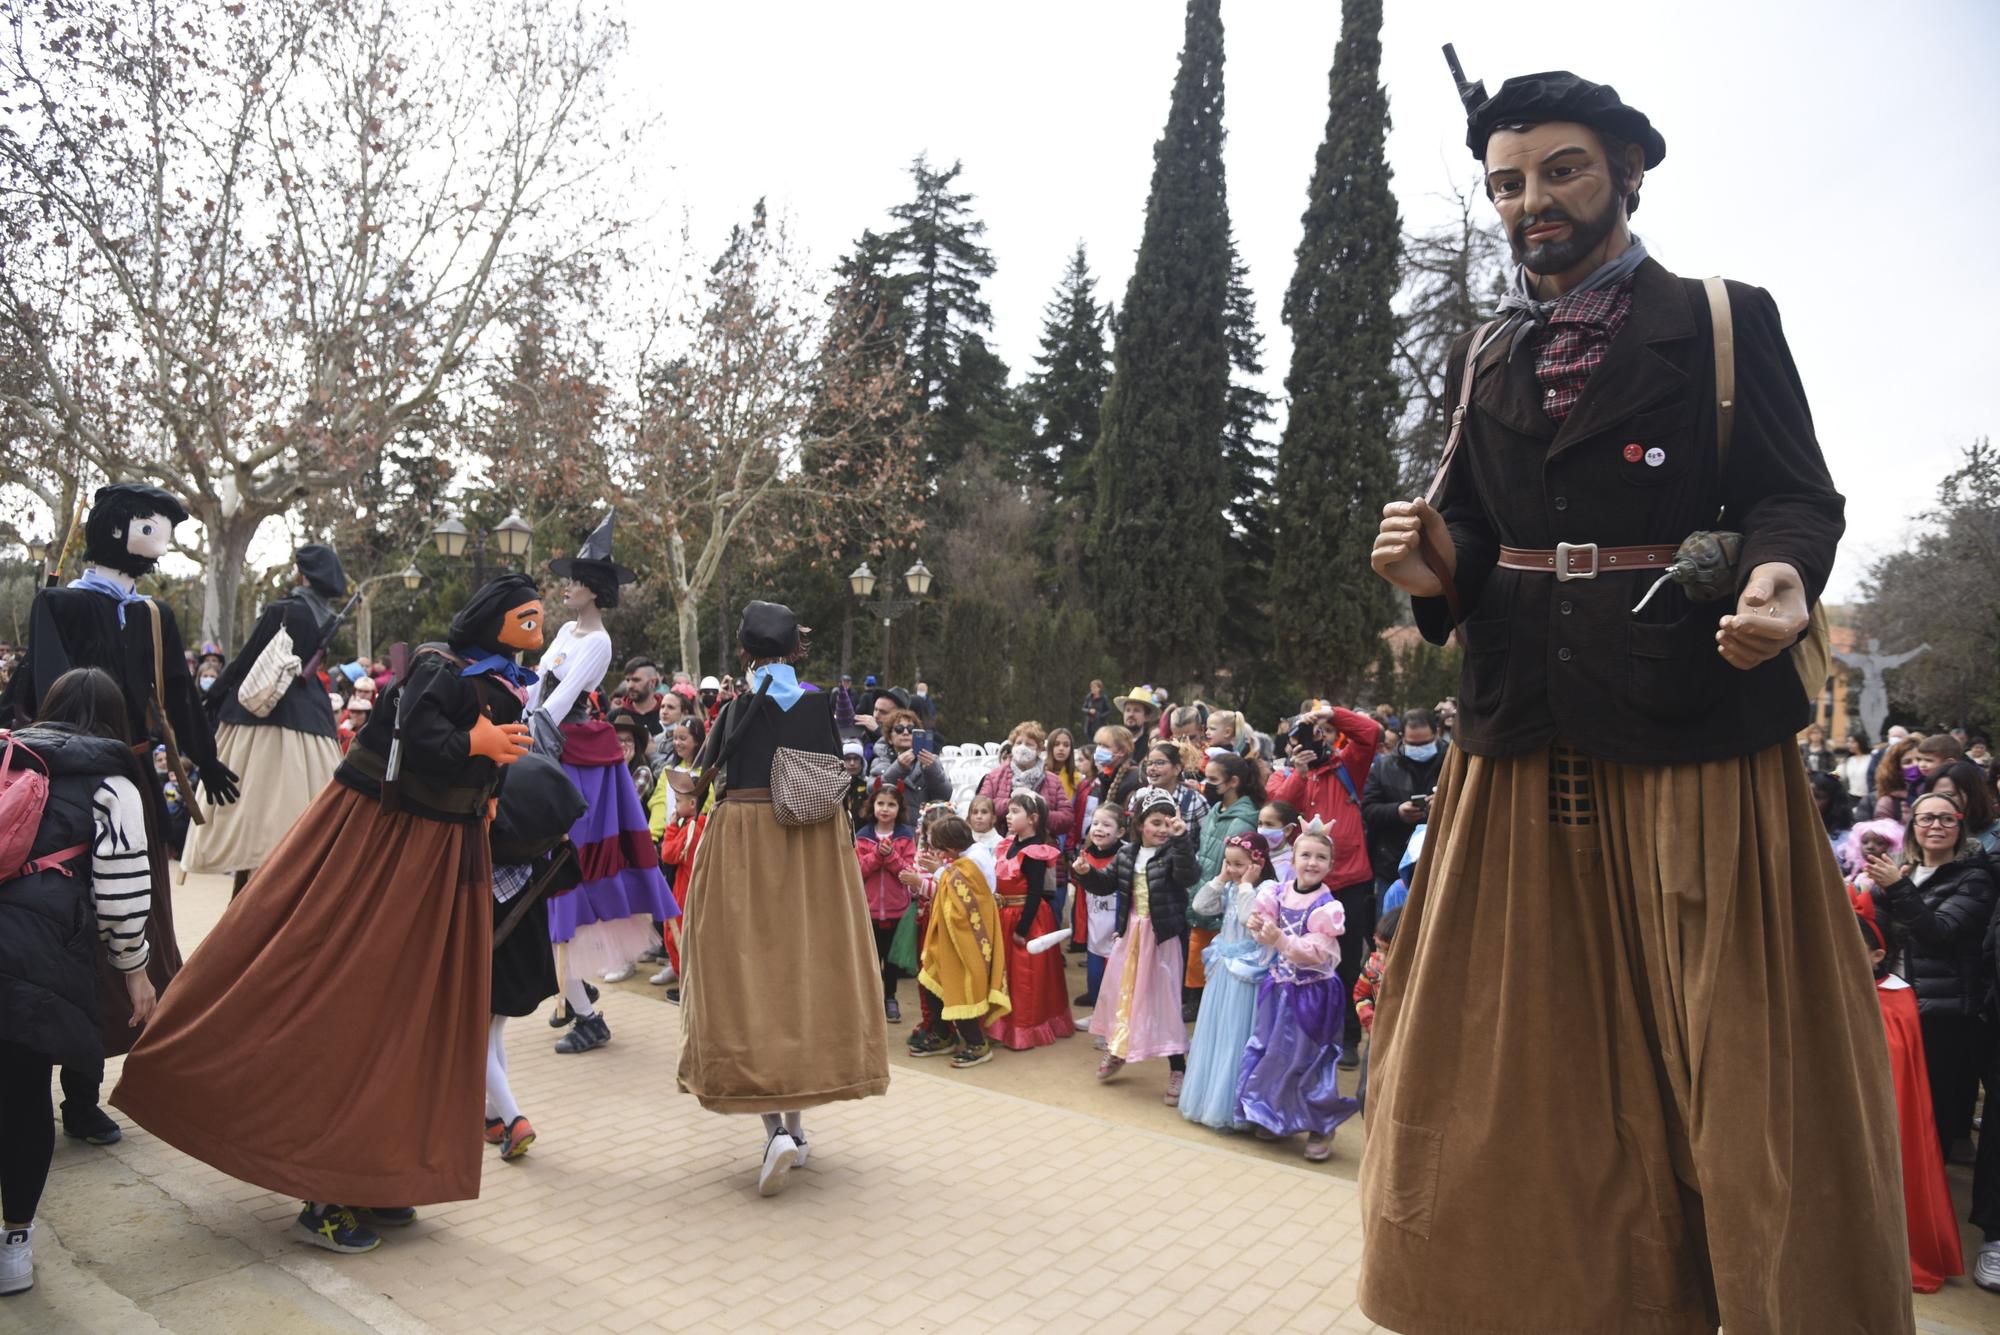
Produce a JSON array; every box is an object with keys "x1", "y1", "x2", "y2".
[{"x1": 90, "y1": 775, "x2": 152, "y2": 972}]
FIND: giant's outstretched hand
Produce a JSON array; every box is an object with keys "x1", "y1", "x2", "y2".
[
  {"x1": 1716, "y1": 562, "x2": 1808, "y2": 671},
  {"x1": 197, "y1": 759, "x2": 240, "y2": 806},
  {"x1": 469, "y1": 717, "x2": 533, "y2": 765},
  {"x1": 1371, "y1": 500, "x2": 1453, "y2": 598}
]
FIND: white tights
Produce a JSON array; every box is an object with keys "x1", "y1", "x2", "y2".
[
  {"x1": 760, "y1": 1112, "x2": 804, "y2": 1142},
  {"x1": 484, "y1": 1015, "x2": 520, "y2": 1124},
  {"x1": 562, "y1": 976, "x2": 597, "y2": 1019}
]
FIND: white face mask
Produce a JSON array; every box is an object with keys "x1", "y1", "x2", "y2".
[
  {"x1": 1012, "y1": 744, "x2": 1039, "y2": 769},
  {"x1": 198, "y1": 676, "x2": 216, "y2": 691}
]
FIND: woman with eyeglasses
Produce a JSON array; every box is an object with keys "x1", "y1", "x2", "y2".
[
  {"x1": 867, "y1": 709, "x2": 952, "y2": 808},
  {"x1": 1867, "y1": 791, "x2": 1998, "y2": 1166}
]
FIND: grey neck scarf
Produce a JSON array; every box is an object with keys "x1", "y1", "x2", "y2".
[{"x1": 1497, "y1": 236, "x2": 1648, "y2": 349}]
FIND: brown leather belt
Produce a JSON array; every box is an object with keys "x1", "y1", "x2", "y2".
[
  {"x1": 1496, "y1": 542, "x2": 1679, "y2": 581},
  {"x1": 724, "y1": 786, "x2": 771, "y2": 803}
]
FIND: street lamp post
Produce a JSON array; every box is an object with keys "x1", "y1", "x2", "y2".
[
  {"x1": 433, "y1": 508, "x2": 534, "y2": 589},
  {"x1": 848, "y1": 559, "x2": 934, "y2": 685},
  {"x1": 353, "y1": 566, "x2": 425, "y2": 663}
]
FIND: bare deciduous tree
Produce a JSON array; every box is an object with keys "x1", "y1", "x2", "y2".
[{"x1": 1393, "y1": 184, "x2": 1509, "y2": 492}]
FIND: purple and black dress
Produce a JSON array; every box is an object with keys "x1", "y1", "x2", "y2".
[{"x1": 1235, "y1": 883, "x2": 1360, "y2": 1138}]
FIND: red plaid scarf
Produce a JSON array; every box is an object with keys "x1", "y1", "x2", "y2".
[{"x1": 1531, "y1": 279, "x2": 1634, "y2": 422}]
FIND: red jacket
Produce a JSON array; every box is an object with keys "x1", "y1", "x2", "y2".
[
  {"x1": 1268, "y1": 707, "x2": 1382, "y2": 890},
  {"x1": 855, "y1": 824, "x2": 916, "y2": 922}
]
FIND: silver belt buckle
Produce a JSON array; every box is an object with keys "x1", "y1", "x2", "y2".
[{"x1": 1554, "y1": 541, "x2": 1599, "y2": 581}]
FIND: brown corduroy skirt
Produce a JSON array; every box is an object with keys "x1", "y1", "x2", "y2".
[
  {"x1": 1358, "y1": 742, "x2": 1912, "y2": 1335},
  {"x1": 113, "y1": 782, "x2": 492, "y2": 1206},
  {"x1": 676, "y1": 796, "x2": 889, "y2": 1114}
]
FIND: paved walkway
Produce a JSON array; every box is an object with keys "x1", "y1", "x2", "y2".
[{"x1": 11, "y1": 871, "x2": 1996, "y2": 1334}]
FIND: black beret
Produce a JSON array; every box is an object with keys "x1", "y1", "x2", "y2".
[
  {"x1": 1467, "y1": 70, "x2": 1665, "y2": 169},
  {"x1": 737, "y1": 600, "x2": 802, "y2": 659},
  {"x1": 294, "y1": 543, "x2": 348, "y2": 599},
  {"x1": 92, "y1": 483, "x2": 189, "y2": 526}
]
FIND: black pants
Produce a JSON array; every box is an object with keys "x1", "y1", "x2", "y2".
[
  {"x1": 1919, "y1": 1009, "x2": 1986, "y2": 1151},
  {"x1": 59, "y1": 1057, "x2": 104, "y2": 1124},
  {"x1": 872, "y1": 921, "x2": 898, "y2": 1001},
  {"x1": 1333, "y1": 878, "x2": 1375, "y2": 1057},
  {"x1": 0, "y1": 1041, "x2": 55, "y2": 1224},
  {"x1": 1971, "y1": 1035, "x2": 2000, "y2": 1241}
]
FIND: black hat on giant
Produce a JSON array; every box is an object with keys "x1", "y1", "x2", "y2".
[
  {"x1": 548, "y1": 511, "x2": 636, "y2": 609},
  {"x1": 83, "y1": 483, "x2": 189, "y2": 575},
  {"x1": 448, "y1": 573, "x2": 542, "y2": 658},
  {"x1": 294, "y1": 543, "x2": 349, "y2": 599},
  {"x1": 1456, "y1": 62, "x2": 1665, "y2": 170},
  {"x1": 737, "y1": 600, "x2": 804, "y2": 659}
]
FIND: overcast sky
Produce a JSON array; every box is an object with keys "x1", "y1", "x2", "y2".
[{"x1": 628, "y1": 0, "x2": 1999, "y2": 602}]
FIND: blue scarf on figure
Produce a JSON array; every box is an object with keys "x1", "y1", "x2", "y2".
[
  {"x1": 70, "y1": 569, "x2": 150, "y2": 628},
  {"x1": 750, "y1": 662, "x2": 804, "y2": 711},
  {"x1": 460, "y1": 652, "x2": 538, "y2": 691}
]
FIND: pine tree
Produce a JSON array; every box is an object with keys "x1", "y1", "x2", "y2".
[
  {"x1": 1218, "y1": 242, "x2": 1277, "y2": 700},
  {"x1": 930, "y1": 333, "x2": 1030, "y2": 482},
  {"x1": 1270, "y1": 0, "x2": 1402, "y2": 694},
  {"x1": 1085, "y1": 0, "x2": 1234, "y2": 687},
  {"x1": 883, "y1": 155, "x2": 997, "y2": 429},
  {"x1": 1024, "y1": 242, "x2": 1112, "y2": 507}
]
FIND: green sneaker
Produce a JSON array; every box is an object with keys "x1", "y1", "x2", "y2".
[
  {"x1": 905, "y1": 1027, "x2": 959, "y2": 1058},
  {"x1": 950, "y1": 1042, "x2": 993, "y2": 1069}
]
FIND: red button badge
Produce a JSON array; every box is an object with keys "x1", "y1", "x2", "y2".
[{"x1": 1622, "y1": 442, "x2": 1643, "y2": 463}]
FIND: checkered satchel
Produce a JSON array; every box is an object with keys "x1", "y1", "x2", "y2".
[{"x1": 771, "y1": 745, "x2": 849, "y2": 827}]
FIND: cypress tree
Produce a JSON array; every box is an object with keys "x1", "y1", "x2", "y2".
[
  {"x1": 1269, "y1": 0, "x2": 1402, "y2": 693},
  {"x1": 1219, "y1": 241, "x2": 1277, "y2": 697},
  {"x1": 1024, "y1": 242, "x2": 1112, "y2": 508},
  {"x1": 1086, "y1": 0, "x2": 1233, "y2": 686}
]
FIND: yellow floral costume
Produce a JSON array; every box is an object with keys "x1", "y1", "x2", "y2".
[{"x1": 917, "y1": 856, "x2": 1011, "y2": 1021}]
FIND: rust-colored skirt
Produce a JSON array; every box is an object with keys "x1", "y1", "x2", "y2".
[
  {"x1": 676, "y1": 796, "x2": 889, "y2": 1114},
  {"x1": 1358, "y1": 742, "x2": 1911, "y2": 1335},
  {"x1": 113, "y1": 782, "x2": 492, "y2": 1206}
]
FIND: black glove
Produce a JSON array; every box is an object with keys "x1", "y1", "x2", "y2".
[{"x1": 197, "y1": 759, "x2": 241, "y2": 806}]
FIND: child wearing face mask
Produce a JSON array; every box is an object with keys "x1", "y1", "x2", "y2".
[
  {"x1": 983, "y1": 792, "x2": 1075, "y2": 1052},
  {"x1": 1258, "y1": 801, "x2": 1299, "y2": 883},
  {"x1": 1076, "y1": 788, "x2": 1199, "y2": 1102},
  {"x1": 1237, "y1": 822, "x2": 1360, "y2": 1162},
  {"x1": 1072, "y1": 806, "x2": 1124, "y2": 1013}
]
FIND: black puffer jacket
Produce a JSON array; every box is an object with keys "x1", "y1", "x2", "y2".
[
  {"x1": 1076, "y1": 830, "x2": 1199, "y2": 942},
  {"x1": 0, "y1": 726, "x2": 131, "y2": 1066},
  {"x1": 1876, "y1": 852, "x2": 1998, "y2": 1018}
]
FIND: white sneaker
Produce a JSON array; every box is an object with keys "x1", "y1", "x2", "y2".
[
  {"x1": 793, "y1": 1136, "x2": 810, "y2": 1170},
  {"x1": 758, "y1": 1133, "x2": 799, "y2": 1197},
  {"x1": 602, "y1": 965, "x2": 635, "y2": 983},
  {"x1": 0, "y1": 1225, "x2": 32, "y2": 1296},
  {"x1": 649, "y1": 965, "x2": 678, "y2": 986},
  {"x1": 1975, "y1": 1240, "x2": 2000, "y2": 1292}
]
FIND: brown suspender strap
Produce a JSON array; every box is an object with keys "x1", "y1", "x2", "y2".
[
  {"x1": 143, "y1": 598, "x2": 203, "y2": 826},
  {"x1": 1703, "y1": 277, "x2": 1735, "y2": 475},
  {"x1": 1418, "y1": 318, "x2": 1502, "y2": 626}
]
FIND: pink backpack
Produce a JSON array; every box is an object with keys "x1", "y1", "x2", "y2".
[{"x1": 0, "y1": 732, "x2": 90, "y2": 883}]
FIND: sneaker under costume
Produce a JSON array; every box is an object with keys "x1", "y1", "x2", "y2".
[
  {"x1": 1234, "y1": 883, "x2": 1357, "y2": 1139},
  {"x1": 916, "y1": 853, "x2": 1010, "y2": 1025},
  {"x1": 112, "y1": 576, "x2": 544, "y2": 1206},
  {"x1": 181, "y1": 545, "x2": 348, "y2": 879},
  {"x1": 984, "y1": 837, "x2": 1072, "y2": 1049},
  {"x1": 1358, "y1": 65, "x2": 1909, "y2": 1335},
  {"x1": 536, "y1": 515, "x2": 678, "y2": 979},
  {"x1": 676, "y1": 602, "x2": 890, "y2": 1113},
  {"x1": 0, "y1": 485, "x2": 236, "y2": 1055}
]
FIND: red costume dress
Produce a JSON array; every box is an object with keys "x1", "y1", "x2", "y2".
[
  {"x1": 985, "y1": 838, "x2": 1075, "y2": 1050},
  {"x1": 1876, "y1": 973, "x2": 1965, "y2": 1292}
]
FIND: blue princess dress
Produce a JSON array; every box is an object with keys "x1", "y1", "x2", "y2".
[{"x1": 1179, "y1": 877, "x2": 1270, "y2": 1130}]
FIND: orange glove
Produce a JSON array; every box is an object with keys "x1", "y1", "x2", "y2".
[{"x1": 469, "y1": 717, "x2": 532, "y2": 765}]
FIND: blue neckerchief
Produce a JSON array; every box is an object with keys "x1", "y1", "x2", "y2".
[
  {"x1": 460, "y1": 652, "x2": 538, "y2": 690},
  {"x1": 750, "y1": 662, "x2": 804, "y2": 711},
  {"x1": 70, "y1": 570, "x2": 149, "y2": 627}
]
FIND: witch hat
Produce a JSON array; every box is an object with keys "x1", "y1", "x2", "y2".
[{"x1": 548, "y1": 511, "x2": 637, "y2": 587}]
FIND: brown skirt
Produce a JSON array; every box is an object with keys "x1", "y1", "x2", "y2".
[
  {"x1": 676, "y1": 797, "x2": 889, "y2": 1113},
  {"x1": 112, "y1": 782, "x2": 492, "y2": 1205},
  {"x1": 1357, "y1": 742, "x2": 1912, "y2": 1335}
]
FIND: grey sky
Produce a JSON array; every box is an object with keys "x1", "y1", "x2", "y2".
[{"x1": 631, "y1": 0, "x2": 1998, "y2": 602}]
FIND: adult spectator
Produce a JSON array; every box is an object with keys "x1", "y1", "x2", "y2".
[
  {"x1": 870, "y1": 708, "x2": 952, "y2": 807},
  {"x1": 1433, "y1": 698, "x2": 1458, "y2": 745},
  {"x1": 1081, "y1": 680, "x2": 1111, "y2": 740},
  {"x1": 1268, "y1": 703, "x2": 1382, "y2": 1066},
  {"x1": 614, "y1": 659, "x2": 663, "y2": 736},
  {"x1": 1875, "y1": 736, "x2": 1922, "y2": 824},
  {"x1": 1361, "y1": 708, "x2": 1448, "y2": 896},
  {"x1": 1967, "y1": 735, "x2": 1992, "y2": 766},
  {"x1": 1837, "y1": 731, "x2": 1875, "y2": 808},
  {"x1": 1798, "y1": 723, "x2": 1837, "y2": 775},
  {"x1": 1869, "y1": 724, "x2": 1912, "y2": 798},
  {"x1": 1868, "y1": 791, "x2": 1998, "y2": 1163},
  {"x1": 975, "y1": 721, "x2": 1075, "y2": 840},
  {"x1": 1114, "y1": 685, "x2": 1159, "y2": 737},
  {"x1": 910, "y1": 681, "x2": 936, "y2": 730},
  {"x1": 859, "y1": 686, "x2": 912, "y2": 766},
  {"x1": 830, "y1": 674, "x2": 857, "y2": 732},
  {"x1": 1926, "y1": 762, "x2": 2000, "y2": 856}
]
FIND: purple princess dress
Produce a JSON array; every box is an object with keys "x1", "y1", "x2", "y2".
[{"x1": 1234, "y1": 883, "x2": 1359, "y2": 1138}]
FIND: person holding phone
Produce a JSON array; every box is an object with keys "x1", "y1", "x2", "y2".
[
  {"x1": 869, "y1": 709, "x2": 953, "y2": 808},
  {"x1": 1360, "y1": 708, "x2": 1448, "y2": 901}
]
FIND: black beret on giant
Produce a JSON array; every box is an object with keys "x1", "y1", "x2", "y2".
[
  {"x1": 737, "y1": 600, "x2": 803, "y2": 659},
  {"x1": 294, "y1": 543, "x2": 348, "y2": 599},
  {"x1": 448, "y1": 573, "x2": 542, "y2": 657},
  {"x1": 83, "y1": 483, "x2": 189, "y2": 575},
  {"x1": 1466, "y1": 70, "x2": 1665, "y2": 169}
]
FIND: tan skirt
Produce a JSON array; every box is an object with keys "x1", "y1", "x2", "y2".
[
  {"x1": 179, "y1": 723, "x2": 341, "y2": 875},
  {"x1": 113, "y1": 783, "x2": 492, "y2": 1206},
  {"x1": 1358, "y1": 742, "x2": 1912, "y2": 1335},
  {"x1": 676, "y1": 797, "x2": 889, "y2": 1113}
]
